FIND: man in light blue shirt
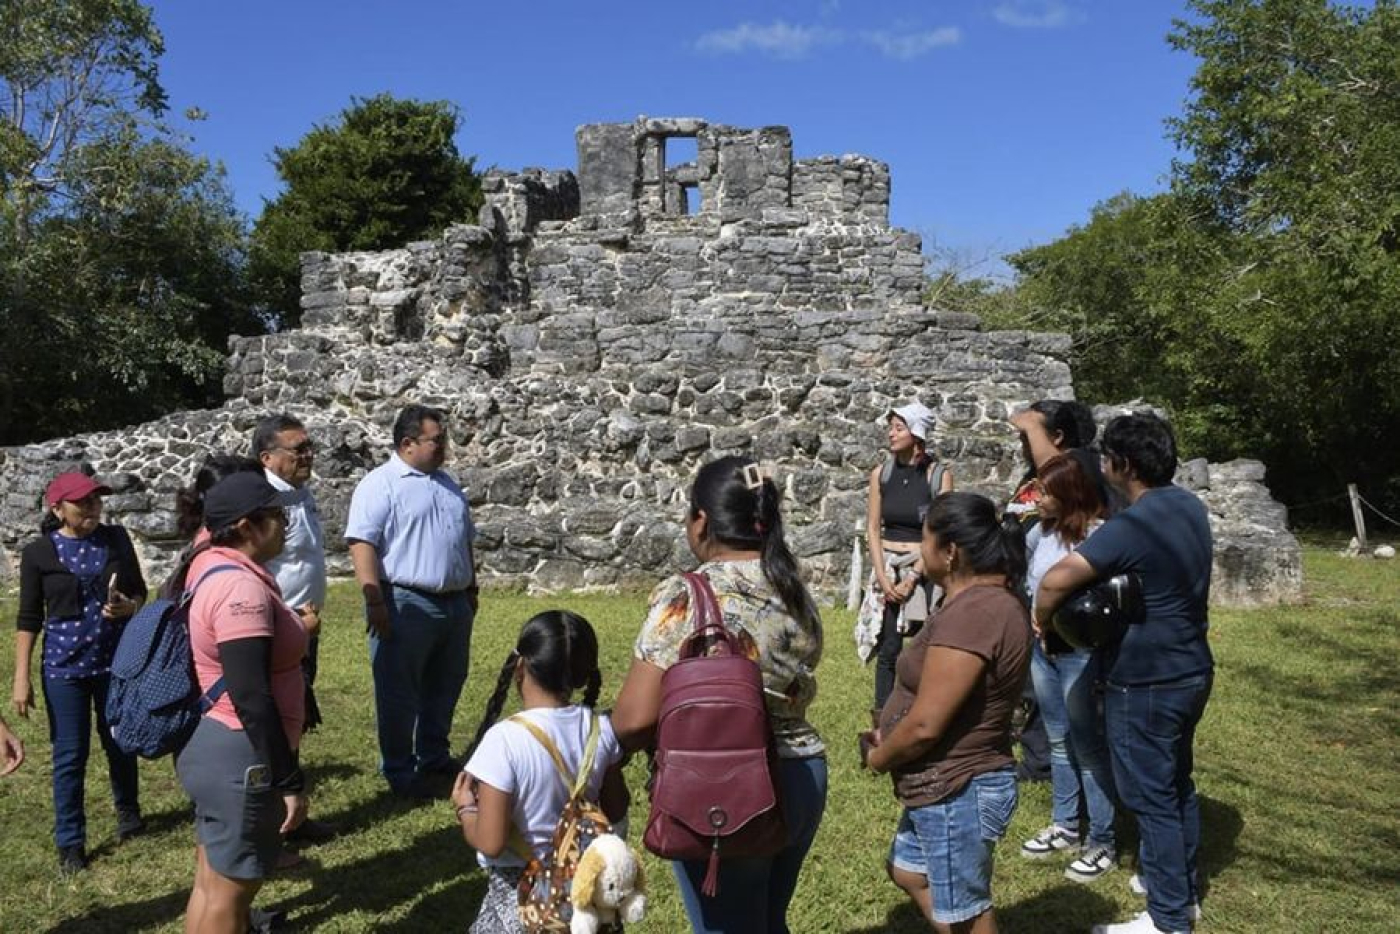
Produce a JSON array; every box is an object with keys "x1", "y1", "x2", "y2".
[
  {"x1": 254, "y1": 413, "x2": 335, "y2": 844},
  {"x1": 345, "y1": 404, "x2": 478, "y2": 798}
]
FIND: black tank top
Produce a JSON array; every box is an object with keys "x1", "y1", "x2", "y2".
[{"x1": 881, "y1": 458, "x2": 932, "y2": 543}]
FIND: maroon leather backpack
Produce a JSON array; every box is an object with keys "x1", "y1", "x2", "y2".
[{"x1": 642, "y1": 571, "x2": 787, "y2": 896}]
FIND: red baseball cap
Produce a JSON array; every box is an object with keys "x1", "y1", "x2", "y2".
[{"x1": 45, "y1": 472, "x2": 113, "y2": 508}]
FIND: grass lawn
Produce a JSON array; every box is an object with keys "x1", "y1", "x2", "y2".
[{"x1": 1, "y1": 546, "x2": 1397, "y2": 932}]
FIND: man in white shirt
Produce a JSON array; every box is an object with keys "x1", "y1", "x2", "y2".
[{"x1": 253, "y1": 413, "x2": 334, "y2": 844}]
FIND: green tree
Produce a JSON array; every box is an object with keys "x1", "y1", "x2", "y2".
[
  {"x1": 249, "y1": 94, "x2": 482, "y2": 325},
  {"x1": 1000, "y1": 0, "x2": 1400, "y2": 519},
  {"x1": 1, "y1": 0, "x2": 257, "y2": 443}
]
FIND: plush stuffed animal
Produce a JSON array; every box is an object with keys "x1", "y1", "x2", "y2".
[{"x1": 570, "y1": 833, "x2": 647, "y2": 934}]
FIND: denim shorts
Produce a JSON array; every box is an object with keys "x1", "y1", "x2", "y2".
[{"x1": 889, "y1": 768, "x2": 1018, "y2": 924}]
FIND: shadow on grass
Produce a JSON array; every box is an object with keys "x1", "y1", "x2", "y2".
[
  {"x1": 1000, "y1": 881, "x2": 1119, "y2": 933},
  {"x1": 277, "y1": 824, "x2": 484, "y2": 929},
  {"x1": 1197, "y1": 793, "x2": 1244, "y2": 890},
  {"x1": 46, "y1": 888, "x2": 190, "y2": 933},
  {"x1": 844, "y1": 901, "x2": 930, "y2": 933},
  {"x1": 1111, "y1": 792, "x2": 1243, "y2": 899}
]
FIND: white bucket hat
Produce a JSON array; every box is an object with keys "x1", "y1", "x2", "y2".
[{"x1": 885, "y1": 402, "x2": 934, "y2": 442}]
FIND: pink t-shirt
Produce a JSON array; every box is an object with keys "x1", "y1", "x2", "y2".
[{"x1": 188, "y1": 547, "x2": 308, "y2": 747}]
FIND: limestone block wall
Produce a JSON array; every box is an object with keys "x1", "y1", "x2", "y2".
[{"x1": 0, "y1": 117, "x2": 1302, "y2": 605}]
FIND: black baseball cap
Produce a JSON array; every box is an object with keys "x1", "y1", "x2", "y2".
[{"x1": 203, "y1": 472, "x2": 281, "y2": 532}]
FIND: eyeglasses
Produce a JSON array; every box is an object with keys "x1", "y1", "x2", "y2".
[
  {"x1": 248, "y1": 506, "x2": 287, "y2": 525},
  {"x1": 413, "y1": 432, "x2": 449, "y2": 448},
  {"x1": 273, "y1": 441, "x2": 315, "y2": 458}
]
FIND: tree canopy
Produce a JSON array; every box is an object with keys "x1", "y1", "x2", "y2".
[
  {"x1": 248, "y1": 94, "x2": 482, "y2": 326},
  {"x1": 1, "y1": 0, "x2": 257, "y2": 444},
  {"x1": 976, "y1": 0, "x2": 1400, "y2": 521}
]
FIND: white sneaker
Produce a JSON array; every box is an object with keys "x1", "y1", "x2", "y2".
[
  {"x1": 1065, "y1": 844, "x2": 1116, "y2": 883},
  {"x1": 1090, "y1": 910, "x2": 1189, "y2": 934},
  {"x1": 1020, "y1": 824, "x2": 1080, "y2": 859},
  {"x1": 1128, "y1": 874, "x2": 1204, "y2": 922}
]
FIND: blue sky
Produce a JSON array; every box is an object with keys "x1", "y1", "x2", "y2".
[{"x1": 149, "y1": 1, "x2": 1201, "y2": 279}]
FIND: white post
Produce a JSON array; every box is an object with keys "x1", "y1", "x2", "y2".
[
  {"x1": 1348, "y1": 484, "x2": 1368, "y2": 551},
  {"x1": 847, "y1": 524, "x2": 864, "y2": 610}
]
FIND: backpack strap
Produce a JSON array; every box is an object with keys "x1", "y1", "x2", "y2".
[
  {"x1": 927, "y1": 460, "x2": 947, "y2": 498},
  {"x1": 508, "y1": 712, "x2": 602, "y2": 800},
  {"x1": 504, "y1": 713, "x2": 603, "y2": 863},
  {"x1": 182, "y1": 564, "x2": 244, "y2": 712}
]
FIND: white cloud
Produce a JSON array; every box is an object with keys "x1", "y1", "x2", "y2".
[
  {"x1": 993, "y1": 1, "x2": 1081, "y2": 29},
  {"x1": 694, "y1": 21, "x2": 842, "y2": 59},
  {"x1": 863, "y1": 27, "x2": 962, "y2": 60}
]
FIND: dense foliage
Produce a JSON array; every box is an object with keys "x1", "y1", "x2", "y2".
[
  {"x1": 960, "y1": 0, "x2": 1400, "y2": 521},
  {"x1": 248, "y1": 94, "x2": 482, "y2": 326},
  {"x1": 0, "y1": 0, "x2": 257, "y2": 443}
]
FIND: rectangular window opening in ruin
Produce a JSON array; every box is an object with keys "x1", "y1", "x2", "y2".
[
  {"x1": 664, "y1": 136, "x2": 700, "y2": 215},
  {"x1": 679, "y1": 182, "x2": 699, "y2": 215}
]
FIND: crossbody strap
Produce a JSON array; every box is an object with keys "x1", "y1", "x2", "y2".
[{"x1": 185, "y1": 564, "x2": 246, "y2": 710}]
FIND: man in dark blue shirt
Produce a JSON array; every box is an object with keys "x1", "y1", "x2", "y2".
[{"x1": 1035, "y1": 413, "x2": 1213, "y2": 934}]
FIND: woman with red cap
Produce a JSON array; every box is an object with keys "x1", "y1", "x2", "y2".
[{"x1": 11, "y1": 471, "x2": 147, "y2": 873}]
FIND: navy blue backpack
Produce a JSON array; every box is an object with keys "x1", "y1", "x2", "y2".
[{"x1": 106, "y1": 565, "x2": 238, "y2": 758}]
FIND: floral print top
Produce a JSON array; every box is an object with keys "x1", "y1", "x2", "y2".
[{"x1": 635, "y1": 558, "x2": 824, "y2": 758}]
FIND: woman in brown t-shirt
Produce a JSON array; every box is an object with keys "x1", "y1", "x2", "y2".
[{"x1": 863, "y1": 492, "x2": 1031, "y2": 933}]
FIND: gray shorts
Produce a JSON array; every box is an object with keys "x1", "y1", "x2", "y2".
[{"x1": 176, "y1": 718, "x2": 284, "y2": 880}]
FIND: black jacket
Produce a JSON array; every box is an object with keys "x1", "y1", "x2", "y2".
[{"x1": 16, "y1": 525, "x2": 148, "y2": 632}]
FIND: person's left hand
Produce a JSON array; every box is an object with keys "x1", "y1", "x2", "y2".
[
  {"x1": 102, "y1": 581, "x2": 139, "y2": 619},
  {"x1": 298, "y1": 603, "x2": 321, "y2": 638},
  {"x1": 859, "y1": 728, "x2": 882, "y2": 770}
]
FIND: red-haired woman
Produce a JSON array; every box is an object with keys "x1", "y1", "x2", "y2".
[{"x1": 1017, "y1": 454, "x2": 1118, "y2": 883}]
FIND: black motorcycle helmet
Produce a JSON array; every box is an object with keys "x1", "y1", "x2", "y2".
[{"x1": 1052, "y1": 573, "x2": 1145, "y2": 650}]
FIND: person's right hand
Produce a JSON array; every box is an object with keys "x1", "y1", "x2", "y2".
[
  {"x1": 878, "y1": 576, "x2": 902, "y2": 605},
  {"x1": 280, "y1": 793, "x2": 309, "y2": 835},
  {"x1": 0, "y1": 722, "x2": 24, "y2": 776},
  {"x1": 12, "y1": 675, "x2": 33, "y2": 719},
  {"x1": 365, "y1": 601, "x2": 390, "y2": 639}
]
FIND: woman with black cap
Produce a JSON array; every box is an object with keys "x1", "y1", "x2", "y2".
[
  {"x1": 858, "y1": 402, "x2": 954, "y2": 716},
  {"x1": 11, "y1": 471, "x2": 147, "y2": 873},
  {"x1": 173, "y1": 471, "x2": 308, "y2": 934}
]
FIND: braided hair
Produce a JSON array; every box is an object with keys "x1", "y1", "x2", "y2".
[{"x1": 464, "y1": 610, "x2": 602, "y2": 760}]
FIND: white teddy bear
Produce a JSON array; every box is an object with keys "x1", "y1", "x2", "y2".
[{"x1": 569, "y1": 833, "x2": 647, "y2": 934}]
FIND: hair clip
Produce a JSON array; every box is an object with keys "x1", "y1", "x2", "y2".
[{"x1": 741, "y1": 462, "x2": 772, "y2": 490}]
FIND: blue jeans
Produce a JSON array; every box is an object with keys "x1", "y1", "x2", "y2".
[
  {"x1": 1030, "y1": 641, "x2": 1116, "y2": 847},
  {"x1": 369, "y1": 586, "x2": 472, "y2": 791},
  {"x1": 889, "y1": 768, "x2": 1018, "y2": 925},
  {"x1": 673, "y1": 755, "x2": 828, "y2": 934},
  {"x1": 1105, "y1": 672, "x2": 1213, "y2": 932},
  {"x1": 42, "y1": 672, "x2": 139, "y2": 850}
]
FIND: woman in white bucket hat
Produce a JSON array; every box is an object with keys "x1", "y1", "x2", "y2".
[{"x1": 857, "y1": 402, "x2": 954, "y2": 721}]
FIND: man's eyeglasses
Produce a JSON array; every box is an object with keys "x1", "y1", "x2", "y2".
[
  {"x1": 273, "y1": 442, "x2": 315, "y2": 458},
  {"x1": 413, "y1": 432, "x2": 449, "y2": 448}
]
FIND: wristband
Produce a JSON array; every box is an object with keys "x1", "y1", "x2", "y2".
[{"x1": 456, "y1": 803, "x2": 478, "y2": 819}]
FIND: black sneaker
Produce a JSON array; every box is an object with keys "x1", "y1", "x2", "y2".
[
  {"x1": 116, "y1": 807, "x2": 145, "y2": 842},
  {"x1": 58, "y1": 846, "x2": 89, "y2": 875},
  {"x1": 285, "y1": 817, "x2": 339, "y2": 844}
]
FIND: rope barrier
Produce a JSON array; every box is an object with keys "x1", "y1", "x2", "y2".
[{"x1": 1356, "y1": 494, "x2": 1400, "y2": 530}]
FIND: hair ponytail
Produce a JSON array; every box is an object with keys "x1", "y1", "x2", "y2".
[
  {"x1": 690, "y1": 457, "x2": 819, "y2": 631},
  {"x1": 998, "y1": 514, "x2": 1028, "y2": 596},
  {"x1": 926, "y1": 492, "x2": 1027, "y2": 590}
]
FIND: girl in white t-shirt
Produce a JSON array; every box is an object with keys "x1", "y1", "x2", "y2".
[{"x1": 452, "y1": 611, "x2": 628, "y2": 934}]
